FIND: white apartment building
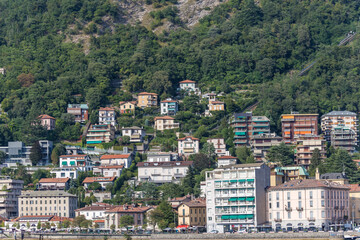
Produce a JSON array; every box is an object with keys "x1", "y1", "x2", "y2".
[
  {"x1": 217, "y1": 156, "x2": 238, "y2": 167},
  {"x1": 205, "y1": 163, "x2": 270, "y2": 233},
  {"x1": 75, "y1": 202, "x2": 116, "y2": 220},
  {"x1": 146, "y1": 152, "x2": 178, "y2": 162},
  {"x1": 160, "y1": 99, "x2": 178, "y2": 115},
  {"x1": 93, "y1": 165, "x2": 124, "y2": 177},
  {"x1": 0, "y1": 176, "x2": 23, "y2": 219},
  {"x1": 179, "y1": 80, "x2": 201, "y2": 95},
  {"x1": 82, "y1": 177, "x2": 116, "y2": 190},
  {"x1": 267, "y1": 179, "x2": 350, "y2": 231},
  {"x1": 207, "y1": 138, "x2": 229, "y2": 156},
  {"x1": 154, "y1": 116, "x2": 180, "y2": 131},
  {"x1": 100, "y1": 154, "x2": 132, "y2": 168},
  {"x1": 177, "y1": 136, "x2": 199, "y2": 157},
  {"x1": 137, "y1": 161, "x2": 193, "y2": 184},
  {"x1": 51, "y1": 167, "x2": 81, "y2": 179},
  {"x1": 59, "y1": 154, "x2": 93, "y2": 171},
  {"x1": 99, "y1": 107, "x2": 116, "y2": 126},
  {"x1": 121, "y1": 127, "x2": 146, "y2": 143},
  {"x1": 321, "y1": 111, "x2": 358, "y2": 142},
  {"x1": 18, "y1": 191, "x2": 78, "y2": 218}
]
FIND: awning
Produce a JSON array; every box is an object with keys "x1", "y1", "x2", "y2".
[
  {"x1": 229, "y1": 198, "x2": 238, "y2": 201},
  {"x1": 215, "y1": 181, "x2": 221, "y2": 183},
  {"x1": 176, "y1": 225, "x2": 189, "y2": 228},
  {"x1": 247, "y1": 214, "x2": 254, "y2": 219},
  {"x1": 221, "y1": 215, "x2": 230, "y2": 220},
  {"x1": 70, "y1": 161, "x2": 76, "y2": 166},
  {"x1": 238, "y1": 179, "x2": 246, "y2": 182},
  {"x1": 238, "y1": 215, "x2": 247, "y2": 219},
  {"x1": 230, "y1": 215, "x2": 238, "y2": 220},
  {"x1": 247, "y1": 179, "x2": 254, "y2": 182},
  {"x1": 247, "y1": 197, "x2": 255, "y2": 201},
  {"x1": 62, "y1": 161, "x2": 67, "y2": 166},
  {"x1": 230, "y1": 180, "x2": 237, "y2": 183},
  {"x1": 238, "y1": 197, "x2": 246, "y2": 201},
  {"x1": 223, "y1": 180, "x2": 229, "y2": 182}
]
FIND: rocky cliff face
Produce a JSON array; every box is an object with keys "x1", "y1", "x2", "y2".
[{"x1": 115, "y1": 0, "x2": 229, "y2": 31}]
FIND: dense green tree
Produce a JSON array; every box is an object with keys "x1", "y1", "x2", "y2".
[
  {"x1": 235, "y1": 146, "x2": 254, "y2": 164},
  {"x1": 30, "y1": 141, "x2": 43, "y2": 166},
  {"x1": 51, "y1": 143, "x2": 66, "y2": 166},
  {"x1": 190, "y1": 153, "x2": 215, "y2": 174},
  {"x1": 119, "y1": 215, "x2": 134, "y2": 229},
  {"x1": 266, "y1": 143, "x2": 295, "y2": 166}
]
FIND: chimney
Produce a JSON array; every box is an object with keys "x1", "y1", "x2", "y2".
[{"x1": 315, "y1": 168, "x2": 320, "y2": 180}]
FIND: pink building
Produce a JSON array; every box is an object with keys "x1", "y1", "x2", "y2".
[{"x1": 37, "y1": 114, "x2": 56, "y2": 130}]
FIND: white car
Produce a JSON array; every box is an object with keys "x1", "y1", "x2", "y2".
[{"x1": 209, "y1": 230, "x2": 219, "y2": 234}]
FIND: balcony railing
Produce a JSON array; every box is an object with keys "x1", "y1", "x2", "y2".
[
  {"x1": 274, "y1": 218, "x2": 282, "y2": 222},
  {"x1": 296, "y1": 207, "x2": 303, "y2": 211},
  {"x1": 308, "y1": 217, "x2": 315, "y2": 222},
  {"x1": 285, "y1": 207, "x2": 292, "y2": 212}
]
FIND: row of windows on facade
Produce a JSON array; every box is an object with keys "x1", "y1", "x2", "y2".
[
  {"x1": 269, "y1": 199, "x2": 348, "y2": 209},
  {"x1": 21, "y1": 199, "x2": 69, "y2": 204},
  {"x1": 22, "y1": 206, "x2": 67, "y2": 211},
  {"x1": 269, "y1": 191, "x2": 348, "y2": 201},
  {"x1": 21, "y1": 213, "x2": 68, "y2": 217},
  {"x1": 144, "y1": 169, "x2": 181, "y2": 174},
  {"x1": 183, "y1": 217, "x2": 206, "y2": 223},
  {"x1": 182, "y1": 209, "x2": 206, "y2": 215},
  {"x1": 270, "y1": 210, "x2": 347, "y2": 220}
]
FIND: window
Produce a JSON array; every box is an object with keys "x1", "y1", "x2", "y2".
[
  {"x1": 208, "y1": 217, "x2": 212, "y2": 221},
  {"x1": 287, "y1": 192, "x2": 290, "y2": 200},
  {"x1": 310, "y1": 211, "x2": 313, "y2": 218},
  {"x1": 191, "y1": 209, "x2": 193, "y2": 214},
  {"x1": 269, "y1": 203, "x2": 272, "y2": 209},
  {"x1": 310, "y1": 200, "x2": 313, "y2": 207},
  {"x1": 321, "y1": 200, "x2": 325, "y2": 207},
  {"x1": 195, "y1": 217, "x2": 197, "y2": 222},
  {"x1": 276, "y1": 202, "x2": 279, "y2": 208},
  {"x1": 321, "y1": 191, "x2": 325, "y2": 199},
  {"x1": 298, "y1": 201, "x2": 302, "y2": 209},
  {"x1": 276, "y1": 212, "x2": 280, "y2": 219},
  {"x1": 288, "y1": 211, "x2": 291, "y2": 219},
  {"x1": 322, "y1": 211, "x2": 325, "y2": 218},
  {"x1": 299, "y1": 212, "x2": 302, "y2": 218},
  {"x1": 276, "y1": 192, "x2": 279, "y2": 200},
  {"x1": 269, "y1": 213, "x2": 272, "y2": 220},
  {"x1": 310, "y1": 191, "x2": 313, "y2": 199},
  {"x1": 298, "y1": 192, "x2": 302, "y2": 200},
  {"x1": 287, "y1": 202, "x2": 291, "y2": 208}
]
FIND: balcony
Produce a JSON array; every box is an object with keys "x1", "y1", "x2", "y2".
[
  {"x1": 296, "y1": 207, "x2": 303, "y2": 211},
  {"x1": 274, "y1": 218, "x2": 282, "y2": 222},
  {"x1": 285, "y1": 207, "x2": 292, "y2": 212},
  {"x1": 308, "y1": 217, "x2": 316, "y2": 222},
  {"x1": 334, "y1": 206, "x2": 339, "y2": 210}
]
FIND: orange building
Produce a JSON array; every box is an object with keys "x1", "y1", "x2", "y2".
[
  {"x1": 208, "y1": 101, "x2": 225, "y2": 111},
  {"x1": 281, "y1": 113, "x2": 318, "y2": 144},
  {"x1": 137, "y1": 92, "x2": 158, "y2": 108}
]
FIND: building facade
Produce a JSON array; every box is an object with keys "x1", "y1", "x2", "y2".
[
  {"x1": 349, "y1": 184, "x2": 360, "y2": 225},
  {"x1": 251, "y1": 133, "x2": 282, "y2": 162},
  {"x1": 205, "y1": 163, "x2": 270, "y2": 233},
  {"x1": 100, "y1": 154, "x2": 132, "y2": 168},
  {"x1": 267, "y1": 179, "x2": 350, "y2": 231},
  {"x1": 59, "y1": 154, "x2": 92, "y2": 171},
  {"x1": 99, "y1": 107, "x2": 116, "y2": 126},
  {"x1": 119, "y1": 101, "x2": 136, "y2": 114},
  {"x1": 330, "y1": 125, "x2": 357, "y2": 154},
  {"x1": 177, "y1": 136, "x2": 199, "y2": 157},
  {"x1": 83, "y1": 177, "x2": 116, "y2": 190},
  {"x1": 37, "y1": 178, "x2": 70, "y2": 191},
  {"x1": 321, "y1": 111, "x2": 358, "y2": 142},
  {"x1": 146, "y1": 152, "x2": 178, "y2": 162},
  {"x1": 154, "y1": 116, "x2": 180, "y2": 131},
  {"x1": 137, "y1": 161, "x2": 193, "y2": 184},
  {"x1": 86, "y1": 124, "x2": 115, "y2": 144},
  {"x1": 67, "y1": 104, "x2": 89, "y2": 122},
  {"x1": 0, "y1": 140, "x2": 53, "y2": 166},
  {"x1": 217, "y1": 156, "x2": 238, "y2": 167},
  {"x1": 137, "y1": 92, "x2": 158, "y2": 108},
  {"x1": 50, "y1": 167, "x2": 80, "y2": 179},
  {"x1": 208, "y1": 101, "x2": 225, "y2": 111},
  {"x1": 18, "y1": 191, "x2": 78, "y2": 218},
  {"x1": 281, "y1": 113, "x2": 319, "y2": 144},
  {"x1": 230, "y1": 113, "x2": 271, "y2": 147},
  {"x1": 93, "y1": 165, "x2": 124, "y2": 177},
  {"x1": 295, "y1": 135, "x2": 326, "y2": 168},
  {"x1": 122, "y1": 127, "x2": 146, "y2": 143},
  {"x1": 179, "y1": 80, "x2": 198, "y2": 92},
  {"x1": 75, "y1": 202, "x2": 116, "y2": 220},
  {"x1": 178, "y1": 199, "x2": 206, "y2": 227},
  {"x1": 0, "y1": 177, "x2": 23, "y2": 219},
  {"x1": 270, "y1": 166, "x2": 309, "y2": 187},
  {"x1": 37, "y1": 114, "x2": 56, "y2": 130},
  {"x1": 160, "y1": 99, "x2": 178, "y2": 115},
  {"x1": 105, "y1": 205, "x2": 151, "y2": 229},
  {"x1": 207, "y1": 138, "x2": 229, "y2": 156}
]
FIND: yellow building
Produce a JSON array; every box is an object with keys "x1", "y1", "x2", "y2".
[
  {"x1": 119, "y1": 101, "x2": 136, "y2": 114},
  {"x1": 177, "y1": 199, "x2": 206, "y2": 227},
  {"x1": 349, "y1": 184, "x2": 360, "y2": 224},
  {"x1": 270, "y1": 166, "x2": 309, "y2": 186},
  {"x1": 208, "y1": 101, "x2": 225, "y2": 111},
  {"x1": 137, "y1": 92, "x2": 158, "y2": 108}
]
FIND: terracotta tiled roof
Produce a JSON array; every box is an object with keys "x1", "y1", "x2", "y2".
[
  {"x1": 137, "y1": 161, "x2": 193, "y2": 167},
  {"x1": 83, "y1": 177, "x2": 116, "y2": 184},
  {"x1": 106, "y1": 205, "x2": 151, "y2": 213},
  {"x1": 94, "y1": 220, "x2": 105, "y2": 223},
  {"x1": 75, "y1": 204, "x2": 116, "y2": 212},
  {"x1": 50, "y1": 216, "x2": 72, "y2": 222},
  {"x1": 181, "y1": 199, "x2": 206, "y2": 208},
  {"x1": 218, "y1": 156, "x2": 237, "y2": 159},
  {"x1": 119, "y1": 101, "x2": 136, "y2": 105},
  {"x1": 97, "y1": 165, "x2": 124, "y2": 169},
  {"x1": 100, "y1": 154, "x2": 131, "y2": 160},
  {"x1": 349, "y1": 184, "x2": 360, "y2": 192},
  {"x1": 269, "y1": 179, "x2": 350, "y2": 191},
  {"x1": 154, "y1": 116, "x2": 175, "y2": 120},
  {"x1": 177, "y1": 136, "x2": 199, "y2": 141},
  {"x1": 179, "y1": 80, "x2": 196, "y2": 83},
  {"x1": 0, "y1": 216, "x2": 8, "y2": 221},
  {"x1": 39, "y1": 178, "x2": 70, "y2": 183},
  {"x1": 38, "y1": 114, "x2": 55, "y2": 120},
  {"x1": 99, "y1": 107, "x2": 115, "y2": 111},
  {"x1": 209, "y1": 101, "x2": 224, "y2": 104},
  {"x1": 138, "y1": 92, "x2": 158, "y2": 96}
]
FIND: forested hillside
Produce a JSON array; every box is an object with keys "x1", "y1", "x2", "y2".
[{"x1": 0, "y1": 0, "x2": 360, "y2": 142}]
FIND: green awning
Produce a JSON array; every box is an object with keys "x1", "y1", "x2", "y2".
[
  {"x1": 238, "y1": 215, "x2": 247, "y2": 219},
  {"x1": 230, "y1": 215, "x2": 238, "y2": 219},
  {"x1": 223, "y1": 180, "x2": 229, "y2": 182},
  {"x1": 247, "y1": 197, "x2": 255, "y2": 201},
  {"x1": 238, "y1": 179, "x2": 246, "y2": 182},
  {"x1": 221, "y1": 215, "x2": 230, "y2": 220},
  {"x1": 247, "y1": 179, "x2": 255, "y2": 182},
  {"x1": 215, "y1": 181, "x2": 221, "y2": 183},
  {"x1": 229, "y1": 198, "x2": 238, "y2": 201},
  {"x1": 235, "y1": 132, "x2": 246, "y2": 136},
  {"x1": 230, "y1": 180, "x2": 237, "y2": 183},
  {"x1": 238, "y1": 197, "x2": 246, "y2": 201},
  {"x1": 70, "y1": 161, "x2": 76, "y2": 166},
  {"x1": 247, "y1": 214, "x2": 254, "y2": 219},
  {"x1": 62, "y1": 161, "x2": 67, "y2": 166}
]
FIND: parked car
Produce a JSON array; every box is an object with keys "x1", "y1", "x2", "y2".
[{"x1": 209, "y1": 230, "x2": 219, "y2": 234}]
